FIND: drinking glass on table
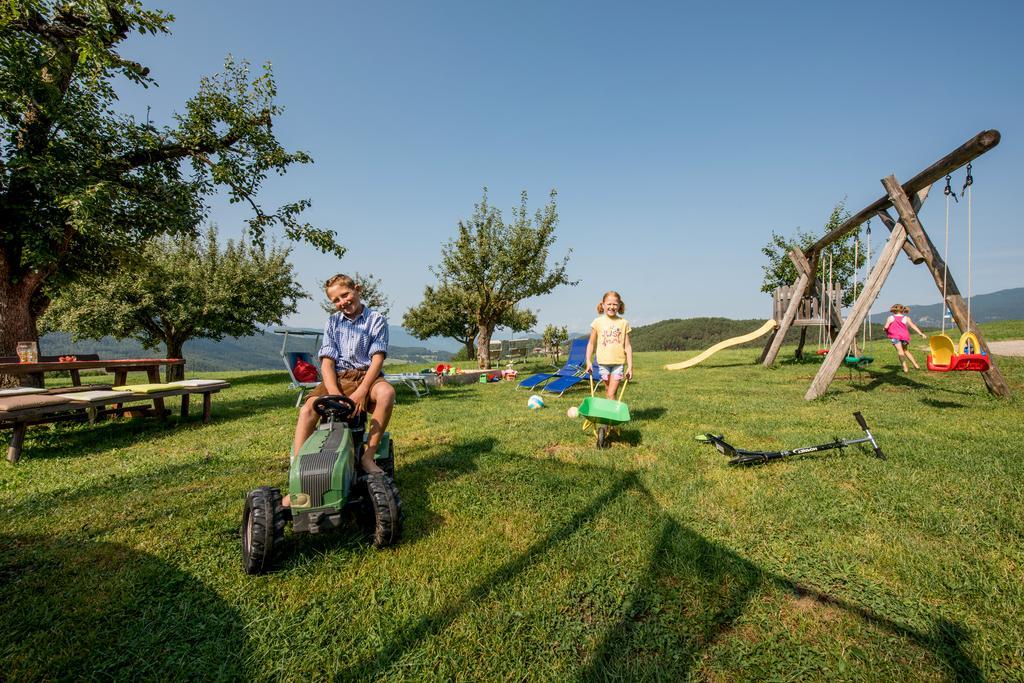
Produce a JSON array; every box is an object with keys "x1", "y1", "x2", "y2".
[{"x1": 16, "y1": 341, "x2": 38, "y2": 363}]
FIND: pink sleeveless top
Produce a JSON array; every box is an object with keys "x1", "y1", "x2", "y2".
[{"x1": 887, "y1": 314, "x2": 910, "y2": 342}]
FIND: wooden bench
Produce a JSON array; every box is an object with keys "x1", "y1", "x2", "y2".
[{"x1": 0, "y1": 380, "x2": 230, "y2": 464}]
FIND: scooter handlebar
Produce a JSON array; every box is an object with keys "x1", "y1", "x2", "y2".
[{"x1": 853, "y1": 412, "x2": 886, "y2": 460}]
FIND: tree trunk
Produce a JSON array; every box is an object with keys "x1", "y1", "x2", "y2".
[
  {"x1": 0, "y1": 279, "x2": 43, "y2": 388},
  {"x1": 476, "y1": 325, "x2": 493, "y2": 369},
  {"x1": 165, "y1": 337, "x2": 186, "y2": 382},
  {"x1": 461, "y1": 338, "x2": 476, "y2": 361},
  {"x1": 795, "y1": 328, "x2": 807, "y2": 359}
]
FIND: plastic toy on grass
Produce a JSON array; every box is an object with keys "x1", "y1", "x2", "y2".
[
  {"x1": 527, "y1": 394, "x2": 545, "y2": 410},
  {"x1": 577, "y1": 376, "x2": 631, "y2": 449},
  {"x1": 241, "y1": 395, "x2": 402, "y2": 575}
]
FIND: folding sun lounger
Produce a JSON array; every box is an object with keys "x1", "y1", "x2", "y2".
[
  {"x1": 518, "y1": 338, "x2": 596, "y2": 395},
  {"x1": 285, "y1": 351, "x2": 322, "y2": 407},
  {"x1": 541, "y1": 364, "x2": 600, "y2": 397}
]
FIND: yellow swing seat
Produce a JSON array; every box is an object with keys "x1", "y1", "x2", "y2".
[
  {"x1": 927, "y1": 331, "x2": 990, "y2": 372},
  {"x1": 926, "y1": 333, "x2": 956, "y2": 371}
]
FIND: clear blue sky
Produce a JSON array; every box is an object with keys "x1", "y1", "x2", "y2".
[{"x1": 117, "y1": 0, "x2": 1024, "y2": 340}]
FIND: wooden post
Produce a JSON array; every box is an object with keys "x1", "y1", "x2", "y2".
[
  {"x1": 202, "y1": 392, "x2": 212, "y2": 424},
  {"x1": 763, "y1": 248, "x2": 812, "y2": 367},
  {"x1": 180, "y1": 393, "x2": 190, "y2": 419},
  {"x1": 145, "y1": 366, "x2": 167, "y2": 418},
  {"x1": 875, "y1": 183, "x2": 930, "y2": 264},
  {"x1": 882, "y1": 176, "x2": 1011, "y2": 398},
  {"x1": 7, "y1": 423, "x2": 26, "y2": 464},
  {"x1": 805, "y1": 204, "x2": 911, "y2": 400}
]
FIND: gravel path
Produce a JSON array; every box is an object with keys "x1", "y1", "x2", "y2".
[{"x1": 987, "y1": 340, "x2": 1024, "y2": 356}]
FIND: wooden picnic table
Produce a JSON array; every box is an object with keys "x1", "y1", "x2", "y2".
[
  {"x1": 0, "y1": 358, "x2": 185, "y2": 415},
  {"x1": 1, "y1": 380, "x2": 230, "y2": 463}
]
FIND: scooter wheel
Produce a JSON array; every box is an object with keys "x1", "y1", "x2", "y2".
[
  {"x1": 241, "y1": 487, "x2": 286, "y2": 575},
  {"x1": 358, "y1": 474, "x2": 403, "y2": 549},
  {"x1": 596, "y1": 426, "x2": 609, "y2": 449}
]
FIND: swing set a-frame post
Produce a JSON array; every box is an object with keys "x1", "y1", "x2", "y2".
[{"x1": 787, "y1": 129, "x2": 1010, "y2": 400}]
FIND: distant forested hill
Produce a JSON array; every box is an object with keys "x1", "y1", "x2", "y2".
[
  {"x1": 39, "y1": 331, "x2": 452, "y2": 372},
  {"x1": 869, "y1": 287, "x2": 1024, "y2": 326},
  {"x1": 632, "y1": 318, "x2": 793, "y2": 352},
  {"x1": 630, "y1": 316, "x2": 888, "y2": 352}
]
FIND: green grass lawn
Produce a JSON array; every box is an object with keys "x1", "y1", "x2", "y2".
[{"x1": 2, "y1": 323, "x2": 1023, "y2": 680}]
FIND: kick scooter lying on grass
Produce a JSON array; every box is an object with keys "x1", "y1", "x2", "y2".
[{"x1": 696, "y1": 412, "x2": 885, "y2": 466}]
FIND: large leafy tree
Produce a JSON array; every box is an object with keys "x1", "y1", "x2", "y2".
[
  {"x1": 426, "y1": 188, "x2": 575, "y2": 368},
  {"x1": 402, "y1": 283, "x2": 535, "y2": 361},
  {"x1": 761, "y1": 201, "x2": 868, "y2": 357},
  {"x1": 760, "y1": 201, "x2": 866, "y2": 306},
  {"x1": 0, "y1": 1, "x2": 342, "y2": 370},
  {"x1": 41, "y1": 226, "x2": 305, "y2": 381}
]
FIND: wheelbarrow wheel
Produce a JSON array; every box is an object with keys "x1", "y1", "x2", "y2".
[{"x1": 596, "y1": 425, "x2": 610, "y2": 449}]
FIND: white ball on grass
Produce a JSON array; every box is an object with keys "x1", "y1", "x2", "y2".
[
  {"x1": 527, "y1": 394, "x2": 545, "y2": 410},
  {"x1": 567, "y1": 406, "x2": 579, "y2": 418}
]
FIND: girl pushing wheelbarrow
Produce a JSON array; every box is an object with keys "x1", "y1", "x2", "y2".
[{"x1": 581, "y1": 291, "x2": 633, "y2": 448}]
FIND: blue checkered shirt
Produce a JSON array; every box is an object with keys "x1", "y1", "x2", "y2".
[{"x1": 318, "y1": 306, "x2": 389, "y2": 370}]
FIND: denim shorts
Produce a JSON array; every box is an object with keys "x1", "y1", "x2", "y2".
[
  {"x1": 597, "y1": 364, "x2": 624, "y2": 380},
  {"x1": 889, "y1": 338, "x2": 909, "y2": 348}
]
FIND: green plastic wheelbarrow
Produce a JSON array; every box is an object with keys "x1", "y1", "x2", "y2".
[{"x1": 578, "y1": 376, "x2": 630, "y2": 449}]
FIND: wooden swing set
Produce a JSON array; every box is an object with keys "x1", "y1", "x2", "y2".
[{"x1": 759, "y1": 129, "x2": 1011, "y2": 401}]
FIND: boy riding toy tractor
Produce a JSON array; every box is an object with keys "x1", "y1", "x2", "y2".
[{"x1": 241, "y1": 394, "x2": 403, "y2": 574}]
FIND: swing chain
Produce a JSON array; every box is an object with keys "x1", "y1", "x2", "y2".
[
  {"x1": 944, "y1": 174, "x2": 959, "y2": 203},
  {"x1": 961, "y1": 162, "x2": 973, "y2": 197}
]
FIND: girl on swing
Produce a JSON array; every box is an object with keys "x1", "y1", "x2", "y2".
[{"x1": 884, "y1": 304, "x2": 926, "y2": 372}]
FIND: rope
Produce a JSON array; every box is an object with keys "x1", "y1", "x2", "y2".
[
  {"x1": 941, "y1": 174, "x2": 954, "y2": 335},
  {"x1": 826, "y1": 251, "x2": 834, "y2": 349},
  {"x1": 965, "y1": 166, "x2": 973, "y2": 329},
  {"x1": 866, "y1": 222, "x2": 872, "y2": 342}
]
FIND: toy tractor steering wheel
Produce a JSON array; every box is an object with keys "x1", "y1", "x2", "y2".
[{"x1": 312, "y1": 395, "x2": 357, "y2": 421}]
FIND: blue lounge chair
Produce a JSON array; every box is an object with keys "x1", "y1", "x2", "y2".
[
  {"x1": 541, "y1": 363, "x2": 600, "y2": 396},
  {"x1": 518, "y1": 338, "x2": 593, "y2": 393}
]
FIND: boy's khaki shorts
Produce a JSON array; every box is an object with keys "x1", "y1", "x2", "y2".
[{"x1": 308, "y1": 369, "x2": 388, "y2": 411}]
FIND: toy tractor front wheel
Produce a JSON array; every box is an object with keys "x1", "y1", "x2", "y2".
[
  {"x1": 241, "y1": 486, "x2": 287, "y2": 575},
  {"x1": 357, "y1": 474, "x2": 403, "y2": 548}
]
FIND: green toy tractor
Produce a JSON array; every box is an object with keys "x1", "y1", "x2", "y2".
[{"x1": 241, "y1": 395, "x2": 402, "y2": 574}]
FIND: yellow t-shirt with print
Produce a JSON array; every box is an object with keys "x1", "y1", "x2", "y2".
[{"x1": 591, "y1": 315, "x2": 631, "y2": 365}]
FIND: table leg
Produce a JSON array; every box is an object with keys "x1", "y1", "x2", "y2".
[
  {"x1": 146, "y1": 367, "x2": 167, "y2": 417},
  {"x1": 70, "y1": 370, "x2": 81, "y2": 387},
  {"x1": 203, "y1": 392, "x2": 212, "y2": 424},
  {"x1": 181, "y1": 393, "x2": 190, "y2": 419},
  {"x1": 114, "y1": 370, "x2": 128, "y2": 410},
  {"x1": 7, "y1": 423, "x2": 26, "y2": 464}
]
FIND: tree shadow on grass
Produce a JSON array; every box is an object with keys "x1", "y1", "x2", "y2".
[
  {"x1": 266, "y1": 437, "x2": 500, "y2": 570},
  {"x1": 1, "y1": 411, "x2": 214, "y2": 464},
  {"x1": 921, "y1": 398, "x2": 967, "y2": 409},
  {"x1": 0, "y1": 534, "x2": 246, "y2": 680},
  {"x1": 339, "y1": 459, "x2": 983, "y2": 680}
]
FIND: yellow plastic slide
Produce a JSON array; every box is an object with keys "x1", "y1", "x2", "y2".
[{"x1": 664, "y1": 320, "x2": 778, "y2": 370}]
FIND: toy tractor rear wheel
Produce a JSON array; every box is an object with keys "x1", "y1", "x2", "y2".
[
  {"x1": 241, "y1": 486, "x2": 287, "y2": 574},
  {"x1": 596, "y1": 425, "x2": 610, "y2": 449},
  {"x1": 357, "y1": 474, "x2": 403, "y2": 548}
]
